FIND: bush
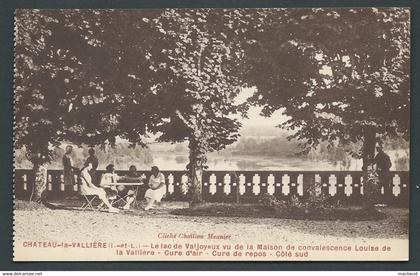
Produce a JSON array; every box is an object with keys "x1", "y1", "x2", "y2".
[
  {"x1": 259, "y1": 193, "x2": 287, "y2": 208},
  {"x1": 259, "y1": 181, "x2": 340, "y2": 214}
]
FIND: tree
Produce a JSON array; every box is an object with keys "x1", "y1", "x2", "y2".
[
  {"x1": 14, "y1": 9, "x2": 168, "y2": 201},
  {"x1": 15, "y1": 10, "x2": 70, "y2": 201},
  {"x1": 242, "y1": 8, "x2": 410, "y2": 208},
  {"x1": 15, "y1": 9, "x2": 248, "y2": 206},
  {"x1": 151, "y1": 9, "x2": 247, "y2": 205}
]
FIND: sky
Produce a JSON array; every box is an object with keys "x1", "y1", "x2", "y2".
[{"x1": 234, "y1": 87, "x2": 289, "y2": 129}]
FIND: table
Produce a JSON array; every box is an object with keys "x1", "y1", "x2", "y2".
[{"x1": 101, "y1": 182, "x2": 144, "y2": 208}]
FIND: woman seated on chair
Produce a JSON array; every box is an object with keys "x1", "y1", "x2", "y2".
[
  {"x1": 144, "y1": 166, "x2": 166, "y2": 210},
  {"x1": 79, "y1": 162, "x2": 119, "y2": 213},
  {"x1": 100, "y1": 164, "x2": 139, "y2": 210}
]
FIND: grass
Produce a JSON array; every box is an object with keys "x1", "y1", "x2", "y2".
[{"x1": 170, "y1": 202, "x2": 388, "y2": 221}]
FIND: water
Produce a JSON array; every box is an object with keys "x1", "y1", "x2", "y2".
[
  {"x1": 148, "y1": 149, "x2": 408, "y2": 172},
  {"x1": 149, "y1": 153, "x2": 361, "y2": 171}
]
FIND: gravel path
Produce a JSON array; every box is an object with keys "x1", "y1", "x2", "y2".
[{"x1": 13, "y1": 200, "x2": 409, "y2": 261}]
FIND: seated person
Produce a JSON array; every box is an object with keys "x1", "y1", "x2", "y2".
[
  {"x1": 118, "y1": 165, "x2": 145, "y2": 210},
  {"x1": 144, "y1": 166, "x2": 166, "y2": 210},
  {"x1": 100, "y1": 164, "x2": 142, "y2": 210},
  {"x1": 79, "y1": 162, "x2": 119, "y2": 213},
  {"x1": 99, "y1": 164, "x2": 119, "y2": 200}
]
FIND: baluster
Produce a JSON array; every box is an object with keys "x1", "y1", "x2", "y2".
[
  {"x1": 391, "y1": 173, "x2": 400, "y2": 197},
  {"x1": 392, "y1": 173, "x2": 401, "y2": 197},
  {"x1": 23, "y1": 173, "x2": 27, "y2": 191},
  {"x1": 399, "y1": 172, "x2": 409, "y2": 206},
  {"x1": 73, "y1": 173, "x2": 79, "y2": 192},
  {"x1": 252, "y1": 174, "x2": 261, "y2": 199},
  {"x1": 167, "y1": 173, "x2": 174, "y2": 194},
  {"x1": 222, "y1": 173, "x2": 235, "y2": 202},
  {"x1": 314, "y1": 174, "x2": 322, "y2": 196},
  {"x1": 344, "y1": 174, "x2": 352, "y2": 197},
  {"x1": 360, "y1": 174, "x2": 364, "y2": 195},
  {"x1": 47, "y1": 173, "x2": 53, "y2": 195},
  {"x1": 179, "y1": 173, "x2": 188, "y2": 200},
  {"x1": 238, "y1": 173, "x2": 246, "y2": 196},
  {"x1": 223, "y1": 173, "x2": 231, "y2": 195},
  {"x1": 282, "y1": 174, "x2": 290, "y2": 197},
  {"x1": 329, "y1": 174, "x2": 337, "y2": 196},
  {"x1": 209, "y1": 173, "x2": 217, "y2": 198},
  {"x1": 267, "y1": 173, "x2": 275, "y2": 195},
  {"x1": 296, "y1": 174, "x2": 303, "y2": 196}
]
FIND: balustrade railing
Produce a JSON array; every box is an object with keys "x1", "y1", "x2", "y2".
[{"x1": 14, "y1": 169, "x2": 409, "y2": 206}]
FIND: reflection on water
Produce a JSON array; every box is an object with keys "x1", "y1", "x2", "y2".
[{"x1": 149, "y1": 153, "x2": 362, "y2": 171}]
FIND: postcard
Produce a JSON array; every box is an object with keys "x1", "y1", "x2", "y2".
[{"x1": 13, "y1": 8, "x2": 409, "y2": 261}]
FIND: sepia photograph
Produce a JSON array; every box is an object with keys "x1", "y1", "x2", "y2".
[{"x1": 13, "y1": 8, "x2": 410, "y2": 261}]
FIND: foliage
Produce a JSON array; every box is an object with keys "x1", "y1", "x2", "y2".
[
  {"x1": 15, "y1": 9, "x2": 250, "y2": 204},
  {"x1": 242, "y1": 8, "x2": 410, "y2": 158},
  {"x1": 15, "y1": 9, "x2": 409, "y2": 204},
  {"x1": 154, "y1": 9, "x2": 246, "y2": 157},
  {"x1": 258, "y1": 193, "x2": 288, "y2": 208},
  {"x1": 259, "y1": 181, "x2": 339, "y2": 213},
  {"x1": 15, "y1": 10, "x2": 65, "y2": 164},
  {"x1": 15, "y1": 9, "x2": 175, "y2": 163},
  {"x1": 14, "y1": 142, "x2": 154, "y2": 170}
]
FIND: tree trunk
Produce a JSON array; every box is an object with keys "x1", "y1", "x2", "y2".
[
  {"x1": 188, "y1": 139, "x2": 203, "y2": 207},
  {"x1": 361, "y1": 127, "x2": 378, "y2": 211},
  {"x1": 30, "y1": 161, "x2": 47, "y2": 203}
]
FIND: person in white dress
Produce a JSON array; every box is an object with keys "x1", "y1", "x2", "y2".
[
  {"x1": 144, "y1": 166, "x2": 166, "y2": 210},
  {"x1": 79, "y1": 162, "x2": 119, "y2": 213}
]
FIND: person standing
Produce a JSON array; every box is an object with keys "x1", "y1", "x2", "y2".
[
  {"x1": 85, "y1": 148, "x2": 99, "y2": 186},
  {"x1": 62, "y1": 145, "x2": 76, "y2": 191},
  {"x1": 374, "y1": 145, "x2": 392, "y2": 203}
]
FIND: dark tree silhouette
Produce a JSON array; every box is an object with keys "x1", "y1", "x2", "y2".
[{"x1": 241, "y1": 8, "x2": 409, "y2": 208}]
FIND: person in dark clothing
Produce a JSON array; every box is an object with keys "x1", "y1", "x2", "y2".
[
  {"x1": 374, "y1": 146, "x2": 392, "y2": 203},
  {"x1": 100, "y1": 164, "x2": 143, "y2": 210},
  {"x1": 85, "y1": 148, "x2": 99, "y2": 186},
  {"x1": 117, "y1": 165, "x2": 144, "y2": 209},
  {"x1": 62, "y1": 145, "x2": 75, "y2": 188},
  {"x1": 62, "y1": 145, "x2": 79, "y2": 198}
]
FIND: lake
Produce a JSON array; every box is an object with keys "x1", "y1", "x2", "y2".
[
  {"x1": 149, "y1": 152, "x2": 362, "y2": 171},
  {"x1": 148, "y1": 148, "x2": 409, "y2": 172}
]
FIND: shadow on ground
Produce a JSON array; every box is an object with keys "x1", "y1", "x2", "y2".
[{"x1": 14, "y1": 199, "x2": 408, "y2": 240}]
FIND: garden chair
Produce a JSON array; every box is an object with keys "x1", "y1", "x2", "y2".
[
  {"x1": 80, "y1": 194, "x2": 100, "y2": 211},
  {"x1": 79, "y1": 183, "x2": 105, "y2": 211}
]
